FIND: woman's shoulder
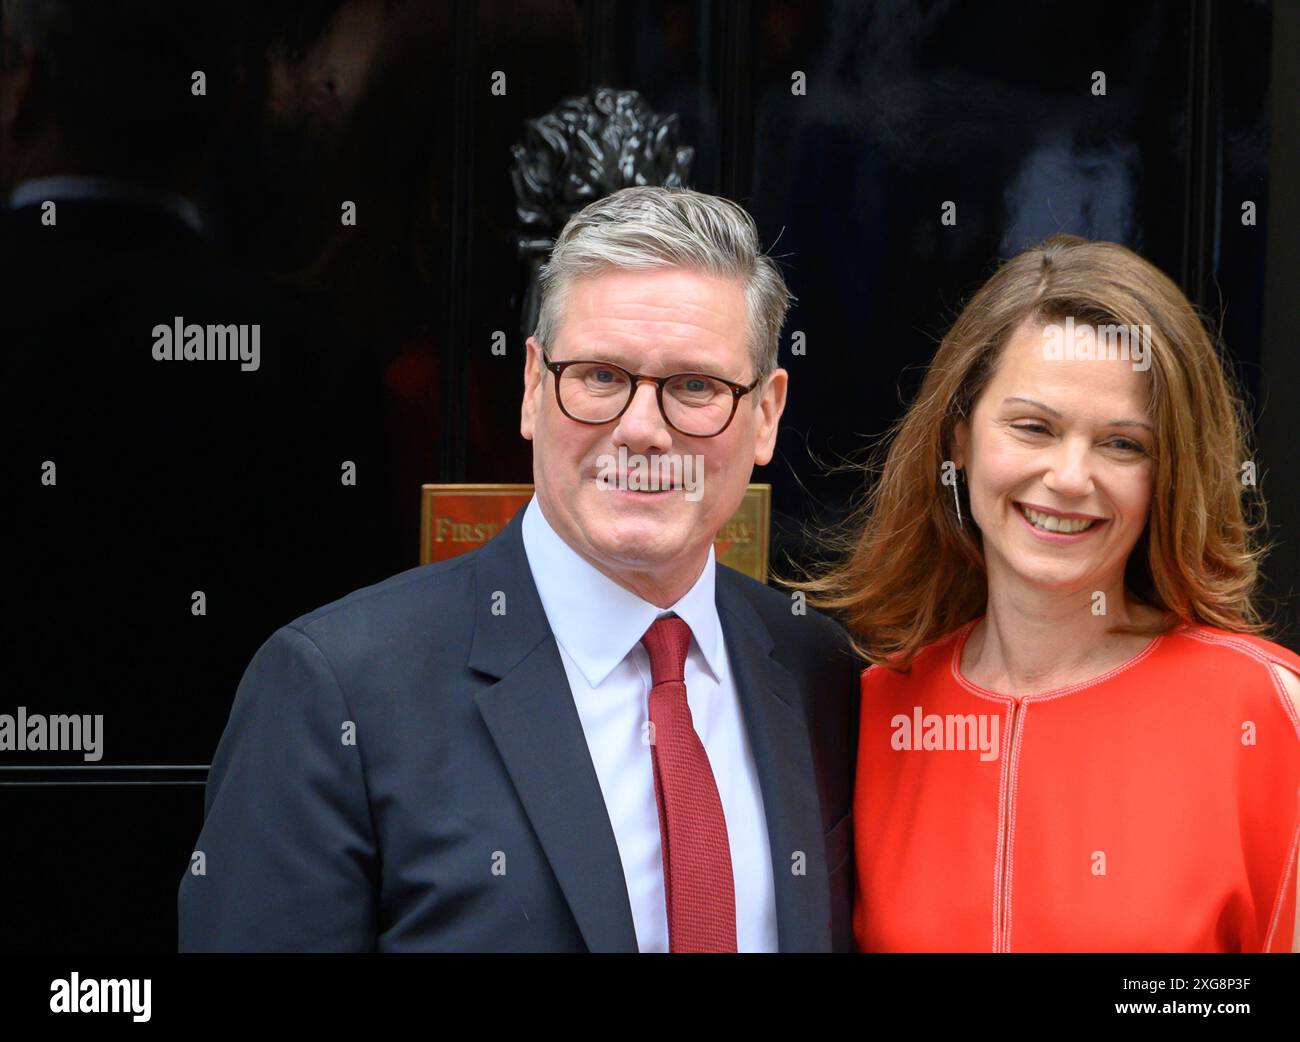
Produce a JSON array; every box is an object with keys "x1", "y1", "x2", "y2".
[
  {"x1": 860, "y1": 619, "x2": 976, "y2": 692},
  {"x1": 1165, "y1": 622, "x2": 1300, "y2": 676},
  {"x1": 1169, "y1": 621, "x2": 1300, "y2": 667},
  {"x1": 1164, "y1": 622, "x2": 1300, "y2": 724}
]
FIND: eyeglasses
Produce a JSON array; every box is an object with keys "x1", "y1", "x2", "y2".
[{"x1": 541, "y1": 351, "x2": 764, "y2": 438}]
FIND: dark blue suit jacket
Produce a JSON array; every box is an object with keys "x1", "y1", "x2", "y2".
[{"x1": 178, "y1": 512, "x2": 860, "y2": 951}]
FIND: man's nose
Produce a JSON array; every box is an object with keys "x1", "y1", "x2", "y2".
[{"x1": 611, "y1": 379, "x2": 674, "y2": 451}]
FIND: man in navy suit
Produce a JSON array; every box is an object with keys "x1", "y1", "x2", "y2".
[{"x1": 178, "y1": 185, "x2": 859, "y2": 951}]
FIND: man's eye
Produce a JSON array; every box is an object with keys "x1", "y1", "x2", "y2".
[{"x1": 585, "y1": 367, "x2": 629, "y2": 388}]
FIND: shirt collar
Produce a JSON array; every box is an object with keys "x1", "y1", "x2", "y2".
[
  {"x1": 520, "y1": 494, "x2": 723, "y2": 688},
  {"x1": 7, "y1": 175, "x2": 206, "y2": 236}
]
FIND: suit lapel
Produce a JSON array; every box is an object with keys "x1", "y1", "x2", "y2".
[
  {"x1": 468, "y1": 514, "x2": 639, "y2": 952},
  {"x1": 465, "y1": 515, "x2": 831, "y2": 952},
  {"x1": 716, "y1": 569, "x2": 833, "y2": 952}
]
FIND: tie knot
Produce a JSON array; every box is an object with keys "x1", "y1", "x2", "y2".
[{"x1": 640, "y1": 615, "x2": 693, "y2": 686}]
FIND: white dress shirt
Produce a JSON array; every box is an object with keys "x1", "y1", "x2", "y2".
[{"x1": 520, "y1": 494, "x2": 778, "y2": 952}]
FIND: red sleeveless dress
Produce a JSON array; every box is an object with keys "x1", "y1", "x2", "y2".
[{"x1": 853, "y1": 619, "x2": 1300, "y2": 951}]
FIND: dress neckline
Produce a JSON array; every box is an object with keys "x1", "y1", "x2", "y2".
[{"x1": 950, "y1": 615, "x2": 1165, "y2": 703}]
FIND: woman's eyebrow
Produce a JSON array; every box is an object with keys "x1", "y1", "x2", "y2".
[
  {"x1": 1003, "y1": 396, "x2": 1153, "y2": 431},
  {"x1": 1003, "y1": 395, "x2": 1062, "y2": 417}
]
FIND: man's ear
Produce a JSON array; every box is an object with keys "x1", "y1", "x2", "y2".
[
  {"x1": 752, "y1": 367, "x2": 788, "y2": 467},
  {"x1": 520, "y1": 336, "x2": 544, "y2": 441}
]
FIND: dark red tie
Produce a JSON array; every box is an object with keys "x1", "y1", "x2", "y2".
[{"x1": 640, "y1": 615, "x2": 737, "y2": 952}]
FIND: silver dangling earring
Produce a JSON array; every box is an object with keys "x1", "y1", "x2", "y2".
[{"x1": 953, "y1": 468, "x2": 963, "y2": 528}]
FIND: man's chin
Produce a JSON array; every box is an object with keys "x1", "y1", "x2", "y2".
[
  {"x1": 584, "y1": 490, "x2": 691, "y2": 524},
  {"x1": 583, "y1": 517, "x2": 693, "y2": 568}
]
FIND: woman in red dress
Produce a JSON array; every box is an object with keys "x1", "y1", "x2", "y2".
[{"x1": 799, "y1": 235, "x2": 1300, "y2": 951}]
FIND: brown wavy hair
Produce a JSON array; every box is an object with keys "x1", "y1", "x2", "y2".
[{"x1": 783, "y1": 234, "x2": 1270, "y2": 668}]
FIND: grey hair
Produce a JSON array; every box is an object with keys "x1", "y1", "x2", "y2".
[{"x1": 534, "y1": 185, "x2": 793, "y2": 382}]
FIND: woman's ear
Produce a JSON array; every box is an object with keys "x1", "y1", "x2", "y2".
[{"x1": 952, "y1": 419, "x2": 969, "y2": 471}]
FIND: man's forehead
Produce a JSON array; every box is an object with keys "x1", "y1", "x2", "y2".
[
  {"x1": 546, "y1": 268, "x2": 750, "y2": 370},
  {"x1": 566, "y1": 268, "x2": 743, "y2": 312},
  {"x1": 560, "y1": 270, "x2": 743, "y2": 332},
  {"x1": 553, "y1": 325, "x2": 747, "y2": 373}
]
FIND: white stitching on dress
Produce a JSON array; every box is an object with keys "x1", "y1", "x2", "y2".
[
  {"x1": 1263, "y1": 807, "x2": 1300, "y2": 952},
  {"x1": 949, "y1": 617, "x2": 1164, "y2": 703},
  {"x1": 1003, "y1": 704, "x2": 1027, "y2": 951},
  {"x1": 1181, "y1": 628, "x2": 1300, "y2": 739}
]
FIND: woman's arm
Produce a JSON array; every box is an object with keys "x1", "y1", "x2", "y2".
[{"x1": 1268, "y1": 661, "x2": 1300, "y2": 953}]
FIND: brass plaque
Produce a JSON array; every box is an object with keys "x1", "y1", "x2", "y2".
[{"x1": 420, "y1": 483, "x2": 771, "y2": 583}]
